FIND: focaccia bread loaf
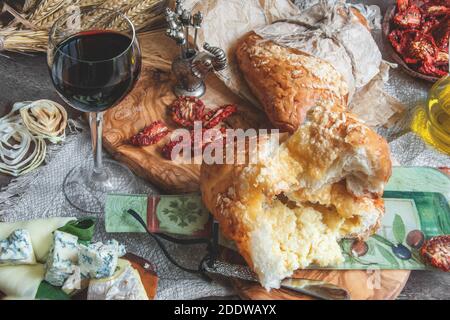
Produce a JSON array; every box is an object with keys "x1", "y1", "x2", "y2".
[
  {"x1": 236, "y1": 32, "x2": 349, "y2": 132},
  {"x1": 200, "y1": 105, "x2": 391, "y2": 290}
]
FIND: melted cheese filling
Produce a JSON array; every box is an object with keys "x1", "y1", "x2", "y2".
[
  {"x1": 220, "y1": 106, "x2": 385, "y2": 290},
  {"x1": 241, "y1": 183, "x2": 380, "y2": 290},
  {"x1": 249, "y1": 199, "x2": 343, "y2": 289}
]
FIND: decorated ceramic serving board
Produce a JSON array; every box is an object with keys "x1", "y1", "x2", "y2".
[
  {"x1": 102, "y1": 31, "x2": 270, "y2": 193},
  {"x1": 104, "y1": 168, "x2": 450, "y2": 300},
  {"x1": 223, "y1": 167, "x2": 450, "y2": 300}
]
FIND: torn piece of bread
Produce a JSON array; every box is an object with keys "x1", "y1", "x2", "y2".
[
  {"x1": 253, "y1": 104, "x2": 392, "y2": 198},
  {"x1": 200, "y1": 105, "x2": 391, "y2": 290},
  {"x1": 236, "y1": 32, "x2": 349, "y2": 132}
]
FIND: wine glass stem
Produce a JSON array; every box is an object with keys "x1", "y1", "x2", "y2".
[{"x1": 89, "y1": 111, "x2": 107, "y2": 182}]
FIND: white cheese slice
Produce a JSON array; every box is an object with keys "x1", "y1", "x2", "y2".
[
  {"x1": 44, "y1": 231, "x2": 79, "y2": 286},
  {"x1": 87, "y1": 259, "x2": 148, "y2": 300},
  {"x1": 0, "y1": 264, "x2": 45, "y2": 299},
  {"x1": 0, "y1": 217, "x2": 75, "y2": 262},
  {"x1": 62, "y1": 265, "x2": 81, "y2": 295},
  {"x1": 0, "y1": 229, "x2": 36, "y2": 266}
]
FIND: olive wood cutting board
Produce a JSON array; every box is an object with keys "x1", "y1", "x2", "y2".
[
  {"x1": 221, "y1": 248, "x2": 410, "y2": 300},
  {"x1": 102, "y1": 31, "x2": 270, "y2": 193}
]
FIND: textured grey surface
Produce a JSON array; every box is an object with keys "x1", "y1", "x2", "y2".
[
  {"x1": 0, "y1": 0, "x2": 449, "y2": 299},
  {"x1": 0, "y1": 53, "x2": 81, "y2": 187},
  {"x1": 0, "y1": 129, "x2": 235, "y2": 300}
]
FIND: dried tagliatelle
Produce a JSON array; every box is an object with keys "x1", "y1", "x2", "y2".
[
  {"x1": 14, "y1": 100, "x2": 68, "y2": 143},
  {"x1": 0, "y1": 122, "x2": 46, "y2": 177},
  {"x1": 0, "y1": 99, "x2": 67, "y2": 177}
]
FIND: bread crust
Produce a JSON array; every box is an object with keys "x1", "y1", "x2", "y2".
[
  {"x1": 290, "y1": 105, "x2": 392, "y2": 198},
  {"x1": 200, "y1": 107, "x2": 392, "y2": 285},
  {"x1": 236, "y1": 33, "x2": 349, "y2": 132}
]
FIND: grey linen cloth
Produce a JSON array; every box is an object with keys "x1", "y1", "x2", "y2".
[
  {"x1": 0, "y1": 90, "x2": 448, "y2": 300},
  {"x1": 0, "y1": 0, "x2": 449, "y2": 300},
  {"x1": 0, "y1": 130, "x2": 234, "y2": 300}
]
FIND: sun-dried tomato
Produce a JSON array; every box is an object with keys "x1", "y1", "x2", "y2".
[
  {"x1": 203, "y1": 104, "x2": 237, "y2": 129},
  {"x1": 169, "y1": 96, "x2": 206, "y2": 128},
  {"x1": 162, "y1": 136, "x2": 184, "y2": 160},
  {"x1": 161, "y1": 99, "x2": 237, "y2": 160},
  {"x1": 388, "y1": 0, "x2": 450, "y2": 77},
  {"x1": 130, "y1": 121, "x2": 170, "y2": 146},
  {"x1": 161, "y1": 127, "x2": 227, "y2": 160},
  {"x1": 421, "y1": 235, "x2": 450, "y2": 272}
]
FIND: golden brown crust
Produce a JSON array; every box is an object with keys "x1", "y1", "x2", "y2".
[
  {"x1": 200, "y1": 107, "x2": 392, "y2": 281},
  {"x1": 201, "y1": 156, "x2": 252, "y2": 265},
  {"x1": 236, "y1": 33, "x2": 349, "y2": 132},
  {"x1": 293, "y1": 105, "x2": 392, "y2": 197},
  {"x1": 200, "y1": 135, "x2": 263, "y2": 255}
]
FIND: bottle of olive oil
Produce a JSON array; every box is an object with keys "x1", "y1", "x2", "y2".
[{"x1": 426, "y1": 72, "x2": 450, "y2": 154}]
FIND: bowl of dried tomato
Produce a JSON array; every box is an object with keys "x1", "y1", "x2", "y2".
[{"x1": 382, "y1": 2, "x2": 448, "y2": 83}]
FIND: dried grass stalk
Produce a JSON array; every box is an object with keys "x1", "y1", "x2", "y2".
[
  {"x1": 0, "y1": 0, "x2": 168, "y2": 52},
  {"x1": 109, "y1": 0, "x2": 164, "y2": 30},
  {"x1": 82, "y1": 9, "x2": 115, "y2": 30},
  {"x1": 102, "y1": 0, "x2": 131, "y2": 11},
  {"x1": 28, "y1": 0, "x2": 70, "y2": 25},
  {"x1": 133, "y1": 12, "x2": 166, "y2": 31},
  {"x1": 32, "y1": 0, "x2": 132, "y2": 29},
  {"x1": 2, "y1": 3, "x2": 36, "y2": 29},
  {"x1": 28, "y1": 0, "x2": 164, "y2": 30},
  {"x1": 43, "y1": 1, "x2": 122, "y2": 30},
  {"x1": 79, "y1": 0, "x2": 105, "y2": 6},
  {"x1": 33, "y1": 1, "x2": 91, "y2": 29},
  {"x1": 23, "y1": 0, "x2": 42, "y2": 13},
  {"x1": 0, "y1": 29, "x2": 48, "y2": 52}
]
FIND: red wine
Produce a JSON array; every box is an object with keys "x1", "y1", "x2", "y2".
[{"x1": 50, "y1": 30, "x2": 141, "y2": 112}]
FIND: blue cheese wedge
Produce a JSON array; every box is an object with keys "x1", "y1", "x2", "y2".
[
  {"x1": 61, "y1": 265, "x2": 81, "y2": 294},
  {"x1": 107, "y1": 240, "x2": 126, "y2": 257},
  {"x1": 44, "y1": 231, "x2": 79, "y2": 286},
  {"x1": 0, "y1": 217, "x2": 75, "y2": 263},
  {"x1": 78, "y1": 240, "x2": 126, "y2": 279},
  {"x1": 87, "y1": 259, "x2": 148, "y2": 300},
  {"x1": 0, "y1": 229, "x2": 36, "y2": 266}
]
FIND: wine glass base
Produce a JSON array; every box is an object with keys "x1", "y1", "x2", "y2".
[{"x1": 63, "y1": 159, "x2": 136, "y2": 213}]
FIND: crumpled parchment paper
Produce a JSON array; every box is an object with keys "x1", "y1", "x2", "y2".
[{"x1": 187, "y1": 0, "x2": 404, "y2": 127}]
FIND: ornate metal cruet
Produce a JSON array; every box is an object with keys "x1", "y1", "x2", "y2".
[{"x1": 164, "y1": 0, "x2": 227, "y2": 97}]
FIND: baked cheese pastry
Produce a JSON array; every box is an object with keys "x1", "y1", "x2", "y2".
[
  {"x1": 236, "y1": 32, "x2": 349, "y2": 132},
  {"x1": 200, "y1": 105, "x2": 391, "y2": 290}
]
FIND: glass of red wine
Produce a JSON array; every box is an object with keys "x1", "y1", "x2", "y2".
[{"x1": 48, "y1": 7, "x2": 141, "y2": 213}]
